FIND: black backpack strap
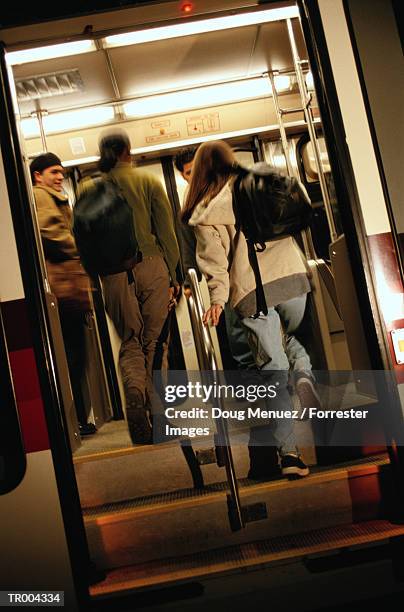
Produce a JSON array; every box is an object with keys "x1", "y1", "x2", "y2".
[
  {"x1": 232, "y1": 172, "x2": 268, "y2": 318},
  {"x1": 246, "y1": 237, "x2": 268, "y2": 317}
]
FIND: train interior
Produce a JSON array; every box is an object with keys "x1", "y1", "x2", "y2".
[{"x1": 5, "y1": 1, "x2": 403, "y2": 604}]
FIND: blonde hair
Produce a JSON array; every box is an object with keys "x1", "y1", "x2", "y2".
[{"x1": 181, "y1": 140, "x2": 237, "y2": 223}]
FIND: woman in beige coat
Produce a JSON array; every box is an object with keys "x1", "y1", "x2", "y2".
[{"x1": 182, "y1": 140, "x2": 318, "y2": 478}]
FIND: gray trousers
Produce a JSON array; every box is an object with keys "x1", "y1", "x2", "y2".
[{"x1": 102, "y1": 255, "x2": 170, "y2": 406}]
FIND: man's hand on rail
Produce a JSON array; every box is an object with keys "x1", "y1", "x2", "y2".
[
  {"x1": 203, "y1": 304, "x2": 223, "y2": 326},
  {"x1": 168, "y1": 284, "x2": 181, "y2": 310}
]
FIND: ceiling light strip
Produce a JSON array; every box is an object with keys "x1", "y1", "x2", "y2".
[
  {"x1": 21, "y1": 105, "x2": 115, "y2": 138},
  {"x1": 123, "y1": 75, "x2": 291, "y2": 118},
  {"x1": 6, "y1": 6, "x2": 299, "y2": 65},
  {"x1": 6, "y1": 40, "x2": 97, "y2": 66},
  {"x1": 104, "y1": 6, "x2": 299, "y2": 48}
]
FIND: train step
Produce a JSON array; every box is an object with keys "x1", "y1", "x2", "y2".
[
  {"x1": 73, "y1": 420, "x2": 317, "y2": 507},
  {"x1": 89, "y1": 519, "x2": 404, "y2": 600},
  {"x1": 73, "y1": 421, "x2": 254, "y2": 507},
  {"x1": 83, "y1": 455, "x2": 391, "y2": 570}
]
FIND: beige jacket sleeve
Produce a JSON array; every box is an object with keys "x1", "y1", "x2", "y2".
[
  {"x1": 34, "y1": 188, "x2": 78, "y2": 260},
  {"x1": 194, "y1": 225, "x2": 229, "y2": 308}
]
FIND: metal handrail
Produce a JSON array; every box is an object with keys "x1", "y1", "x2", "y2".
[
  {"x1": 267, "y1": 70, "x2": 317, "y2": 261},
  {"x1": 185, "y1": 269, "x2": 244, "y2": 531},
  {"x1": 286, "y1": 18, "x2": 338, "y2": 243}
]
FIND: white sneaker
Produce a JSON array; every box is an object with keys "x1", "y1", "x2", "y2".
[{"x1": 296, "y1": 377, "x2": 321, "y2": 419}]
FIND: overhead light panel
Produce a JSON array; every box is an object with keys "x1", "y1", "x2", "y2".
[
  {"x1": 21, "y1": 117, "x2": 41, "y2": 139},
  {"x1": 123, "y1": 75, "x2": 290, "y2": 118},
  {"x1": 272, "y1": 75, "x2": 292, "y2": 91},
  {"x1": 44, "y1": 106, "x2": 115, "y2": 133},
  {"x1": 104, "y1": 6, "x2": 299, "y2": 48},
  {"x1": 7, "y1": 40, "x2": 96, "y2": 66},
  {"x1": 21, "y1": 105, "x2": 115, "y2": 138}
]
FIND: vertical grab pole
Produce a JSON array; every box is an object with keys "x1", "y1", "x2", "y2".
[
  {"x1": 33, "y1": 102, "x2": 48, "y2": 153},
  {"x1": 268, "y1": 71, "x2": 313, "y2": 260},
  {"x1": 267, "y1": 72, "x2": 294, "y2": 177},
  {"x1": 286, "y1": 18, "x2": 338, "y2": 243}
]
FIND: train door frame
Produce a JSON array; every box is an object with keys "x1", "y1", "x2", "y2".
[
  {"x1": 299, "y1": 0, "x2": 404, "y2": 489},
  {"x1": 299, "y1": 0, "x2": 392, "y2": 371},
  {"x1": 0, "y1": 47, "x2": 92, "y2": 608},
  {"x1": 343, "y1": 0, "x2": 404, "y2": 288}
]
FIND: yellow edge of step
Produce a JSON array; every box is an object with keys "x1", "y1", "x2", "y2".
[{"x1": 84, "y1": 459, "x2": 387, "y2": 526}]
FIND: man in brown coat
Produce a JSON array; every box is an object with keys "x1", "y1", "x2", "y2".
[{"x1": 30, "y1": 152, "x2": 95, "y2": 436}]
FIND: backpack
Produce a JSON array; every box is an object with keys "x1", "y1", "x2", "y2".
[
  {"x1": 232, "y1": 162, "x2": 313, "y2": 248},
  {"x1": 72, "y1": 179, "x2": 138, "y2": 277},
  {"x1": 232, "y1": 163, "x2": 313, "y2": 317}
]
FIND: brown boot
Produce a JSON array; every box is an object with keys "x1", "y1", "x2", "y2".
[{"x1": 126, "y1": 388, "x2": 152, "y2": 445}]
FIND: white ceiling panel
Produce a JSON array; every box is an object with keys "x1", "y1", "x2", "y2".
[
  {"x1": 109, "y1": 26, "x2": 258, "y2": 98},
  {"x1": 11, "y1": 16, "x2": 308, "y2": 119},
  {"x1": 249, "y1": 20, "x2": 307, "y2": 74}
]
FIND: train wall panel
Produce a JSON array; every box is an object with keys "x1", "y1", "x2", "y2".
[
  {"x1": 1, "y1": 298, "x2": 51, "y2": 452},
  {"x1": 317, "y1": 0, "x2": 391, "y2": 238},
  {"x1": 0, "y1": 449, "x2": 78, "y2": 610},
  {"x1": 347, "y1": 0, "x2": 404, "y2": 236},
  {"x1": 22, "y1": 94, "x2": 304, "y2": 162},
  {"x1": 318, "y1": 0, "x2": 404, "y2": 387},
  {"x1": 0, "y1": 148, "x2": 78, "y2": 606}
]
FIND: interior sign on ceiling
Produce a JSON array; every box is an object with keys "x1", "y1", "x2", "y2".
[
  {"x1": 69, "y1": 137, "x2": 86, "y2": 155},
  {"x1": 151, "y1": 120, "x2": 171, "y2": 129},
  {"x1": 146, "y1": 131, "x2": 181, "y2": 143},
  {"x1": 146, "y1": 118, "x2": 181, "y2": 143},
  {"x1": 186, "y1": 112, "x2": 220, "y2": 136}
]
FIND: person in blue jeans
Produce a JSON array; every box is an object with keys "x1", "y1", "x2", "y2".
[{"x1": 182, "y1": 140, "x2": 321, "y2": 478}]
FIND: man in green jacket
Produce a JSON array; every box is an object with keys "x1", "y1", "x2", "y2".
[{"x1": 98, "y1": 130, "x2": 180, "y2": 445}]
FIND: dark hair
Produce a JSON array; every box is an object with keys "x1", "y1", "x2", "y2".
[
  {"x1": 98, "y1": 130, "x2": 131, "y2": 173},
  {"x1": 181, "y1": 140, "x2": 237, "y2": 223},
  {"x1": 30, "y1": 152, "x2": 62, "y2": 184},
  {"x1": 174, "y1": 147, "x2": 197, "y2": 173}
]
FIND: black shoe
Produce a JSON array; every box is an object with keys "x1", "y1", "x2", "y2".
[
  {"x1": 79, "y1": 422, "x2": 97, "y2": 436},
  {"x1": 126, "y1": 389, "x2": 152, "y2": 445},
  {"x1": 280, "y1": 453, "x2": 309, "y2": 478}
]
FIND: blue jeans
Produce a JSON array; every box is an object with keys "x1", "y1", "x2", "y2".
[
  {"x1": 224, "y1": 304, "x2": 255, "y2": 369},
  {"x1": 242, "y1": 294, "x2": 311, "y2": 455}
]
